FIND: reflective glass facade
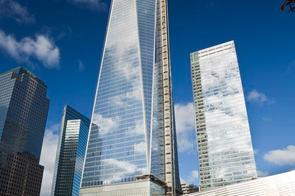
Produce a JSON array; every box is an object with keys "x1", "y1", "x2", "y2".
[
  {"x1": 0, "y1": 67, "x2": 49, "y2": 194},
  {"x1": 52, "y1": 106, "x2": 90, "y2": 196},
  {"x1": 190, "y1": 41, "x2": 257, "y2": 191},
  {"x1": 0, "y1": 67, "x2": 49, "y2": 162},
  {"x1": 0, "y1": 71, "x2": 15, "y2": 141},
  {"x1": 81, "y1": 0, "x2": 180, "y2": 195}
]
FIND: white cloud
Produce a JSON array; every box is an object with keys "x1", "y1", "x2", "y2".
[
  {"x1": 254, "y1": 149, "x2": 259, "y2": 155},
  {"x1": 103, "y1": 159, "x2": 137, "y2": 174},
  {"x1": 111, "y1": 95, "x2": 125, "y2": 107},
  {"x1": 103, "y1": 0, "x2": 140, "y2": 86},
  {"x1": 111, "y1": 88, "x2": 142, "y2": 106},
  {"x1": 264, "y1": 145, "x2": 295, "y2": 166},
  {"x1": 203, "y1": 106, "x2": 253, "y2": 153},
  {"x1": 134, "y1": 142, "x2": 146, "y2": 155},
  {"x1": 102, "y1": 159, "x2": 142, "y2": 183},
  {"x1": 0, "y1": 0, "x2": 35, "y2": 24},
  {"x1": 0, "y1": 30, "x2": 60, "y2": 68},
  {"x1": 177, "y1": 137, "x2": 194, "y2": 153},
  {"x1": 78, "y1": 60, "x2": 85, "y2": 72},
  {"x1": 175, "y1": 103, "x2": 196, "y2": 152},
  {"x1": 182, "y1": 170, "x2": 199, "y2": 185},
  {"x1": 247, "y1": 90, "x2": 270, "y2": 104},
  {"x1": 70, "y1": 0, "x2": 107, "y2": 11},
  {"x1": 191, "y1": 170, "x2": 199, "y2": 180},
  {"x1": 175, "y1": 103, "x2": 195, "y2": 134},
  {"x1": 129, "y1": 121, "x2": 145, "y2": 136},
  {"x1": 116, "y1": 62, "x2": 140, "y2": 81},
  {"x1": 257, "y1": 170, "x2": 268, "y2": 177},
  {"x1": 40, "y1": 124, "x2": 60, "y2": 196},
  {"x1": 285, "y1": 60, "x2": 295, "y2": 75},
  {"x1": 92, "y1": 114, "x2": 118, "y2": 135}
]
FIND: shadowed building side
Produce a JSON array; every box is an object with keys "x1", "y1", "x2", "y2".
[
  {"x1": 0, "y1": 152, "x2": 44, "y2": 196},
  {"x1": 0, "y1": 67, "x2": 49, "y2": 196},
  {"x1": 52, "y1": 106, "x2": 90, "y2": 196}
]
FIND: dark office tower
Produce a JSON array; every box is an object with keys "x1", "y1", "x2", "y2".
[
  {"x1": 80, "y1": 0, "x2": 181, "y2": 195},
  {"x1": 52, "y1": 106, "x2": 90, "y2": 196},
  {"x1": 0, "y1": 67, "x2": 49, "y2": 195},
  {"x1": 0, "y1": 152, "x2": 44, "y2": 196}
]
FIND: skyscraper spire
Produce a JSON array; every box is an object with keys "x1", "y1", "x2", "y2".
[{"x1": 80, "y1": 0, "x2": 180, "y2": 195}]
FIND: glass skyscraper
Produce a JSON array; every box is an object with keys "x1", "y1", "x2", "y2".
[
  {"x1": 190, "y1": 41, "x2": 257, "y2": 191},
  {"x1": 81, "y1": 0, "x2": 181, "y2": 195},
  {"x1": 0, "y1": 67, "x2": 49, "y2": 195},
  {"x1": 52, "y1": 105, "x2": 90, "y2": 196}
]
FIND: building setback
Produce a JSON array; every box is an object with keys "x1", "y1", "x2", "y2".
[
  {"x1": 0, "y1": 67, "x2": 49, "y2": 195},
  {"x1": 52, "y1": 106, "x2": 90, "y2": 196},
  {"x1": 190, "y1": 41, "x2": 257, "y2": 191},
  {"x1": 80, "y1": 0, "x2": 181, "y2": 195}
]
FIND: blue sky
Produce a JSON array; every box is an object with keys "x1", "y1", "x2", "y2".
[{"x1": 0, "y1": 0, "x2": 295, "y2": 195}]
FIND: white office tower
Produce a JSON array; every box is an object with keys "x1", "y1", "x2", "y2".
[
  {"x1": 190, "y1": 41, "x2": 257, "y2": 191},
  {"x1": 80, "y1": 0, "x2": 181, "y2": 195}
]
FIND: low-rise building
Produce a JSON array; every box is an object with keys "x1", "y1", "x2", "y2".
[
  {"x1": 181, "y1": 183, "x2": 199, "y2": 194},
  {"x1": 186, "y1": 170, "x2": 295, "y2": 196}
]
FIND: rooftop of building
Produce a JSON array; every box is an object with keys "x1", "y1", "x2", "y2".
[
  {"x1": 0, "y1": 66, "x2": 47, "y2": 87},
  {"x1": 190, "y1": 40, "x2": 235, "y2": 58}
]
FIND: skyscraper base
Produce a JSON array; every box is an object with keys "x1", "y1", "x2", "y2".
[{"x1": 80, "y1": 180, "x2": 165, "y2": 196}]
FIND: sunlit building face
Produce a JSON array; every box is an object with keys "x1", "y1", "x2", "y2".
[
  {"x1": 190, "y1": 41, "x2": 257, "y2": 191},
  {"x1": 80, "y1": 0, "x2": 181, "y2": 195}
]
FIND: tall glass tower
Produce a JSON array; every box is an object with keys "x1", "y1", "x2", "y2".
[
  {"x1": 0, "y1": 67, "x2": 49, "y2": 161},
  {"x1": 0, "y1": 67, "x2": 49, "y2": 195},
  {"x1": 52, "y1": 106, "x2": 90, "y2": 196},
  {"x1": 190, "y1": 41, "x2": 257, "y2": 191},
  {"x1": 81, "y1": 0, "x2": 181, "y2": 195}
]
